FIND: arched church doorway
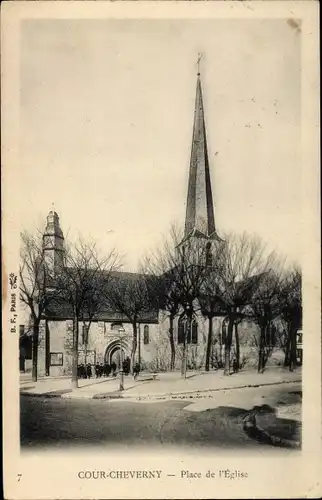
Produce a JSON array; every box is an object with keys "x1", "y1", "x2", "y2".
[
  {"x1": 104, "y1": 340, "x2": 131, "y2": 370},
  {"x1": 108, "y1": 346, "x2": 125, "y2": 369}
]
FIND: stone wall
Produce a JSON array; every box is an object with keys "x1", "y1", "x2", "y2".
[
  {"x1": 45, "y1": 319, "x2": 160, "y2": 376},
  {"x1": 37, "y1": 320, "x2": 47, "y2": 376},
  {"x1": 41, "y1": 312, "x2": 286, "y2": 377}
]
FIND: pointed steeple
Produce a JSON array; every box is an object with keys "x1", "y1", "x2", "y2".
[{"x1": 184, "y1": 61, "x2": 218, "y2": 240}]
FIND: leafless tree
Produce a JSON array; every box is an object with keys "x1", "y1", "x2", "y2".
[
  {"x1": 148, "y1": 270, "x2": 180, "y2": 370},
  {"x1": 105, "y1": 273, "x2": 157, "y2": 374},
  {"x1": 216, "y1": 232, "x2": 275, "y2": 375},
  {"x1": 149, "y1": 226, "x2": 210, "y2": 378},
  {"x1": 278, "y1": 266, "x2": 302, "y2": 371},
  {"x1": 56, "y1": 238, "x2": 119, "y2": 389},
  {"x1": 144, "y1": 231, "x2": 185, "y2": 370},
  {"x1": 199, "y1": 265, "x2": 226, "y2": 372},
  {"x1": 249, "y1": 262, "x2": 285, "y2": 373},
  {"x1": 19, "y1": 230, "x2": 63, "y2": 382}
]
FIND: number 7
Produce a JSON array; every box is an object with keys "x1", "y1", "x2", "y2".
[{"x1": 17, "y1": 474, "x2": 22, "y2": 482}]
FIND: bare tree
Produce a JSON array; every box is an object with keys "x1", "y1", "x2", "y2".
[
  {"x1": 155, "y1": 226, "x2": 210, "y2": 378},
  {"x1": 150, "y1": 271, "x2": 180, "y2": 370},
  {"x1": 144, "y1": 236, "x2": 183, "y2": 370},
  {"x1": 19, "y1": 230, "x2": 63, "y2": 382},
  {"x1": 146, "y1": 225, "x2": 224, "y2": 377},
  {"x1": 216, "y1": 232, "x2": 274, "y2": 376},
  {"x1": 278, "y1": 266, "x2": 302, "y2": 371},
  {"x1": 199, "y1": 266, "x2": 226, "y2": 372},
  {"x1": 105, "y1": 273, "x2": 156, "y2": 373},
  {"x1": 56, "y1": 238, "x2": 119, "y2": 389},
  {"x1": 249, "y1": 265, "x2": 284, "y2": 373}
]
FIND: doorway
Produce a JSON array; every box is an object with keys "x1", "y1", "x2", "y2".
[{"x1": 105, "y1": 339, "x2": 130, "y2": 369}]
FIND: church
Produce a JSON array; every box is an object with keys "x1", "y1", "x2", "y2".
[{"x1": 20, "y1": 69, "x2": 261, "y2": 376}]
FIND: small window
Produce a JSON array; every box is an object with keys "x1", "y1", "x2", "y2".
[
  {"x1": 50, "y1": 352, "x2": 63, "y2": 366},
  {"x1": 186, "y1": 321, "x2": 192, "y2": 344},
  {"x1": 266, "y1": 324, "x2": 276, "y2": 347},
  {"x1": 111, "y1": 322, "x2": 123, "y2": 331},
  {"x1": 143, "y1": 325, "x2": 149, "y2": 345},
  {"x1": 206, "y1": 242, "x2": 212, "y2": 266},
  {"x1": 222, "y1": 319, "x2": 228, "y2": 345},
  {"x1": 81, "y1": 325, "x2": 89, "y2": 345},
  {"x1": 191, "y1": 319, "x2": 198, "y2": 344},
  {"x1": 297, "y1": 331, "x2": 303, "y2": 345},
  {"x1": 181, "y1": 245, "x2": 186, "y2": 261},
  {"x1": 178, "y1": 316, "x2": 185, "y2": 344}
]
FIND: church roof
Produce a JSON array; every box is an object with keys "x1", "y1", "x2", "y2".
[{"x1": 44, "y1": 270, "x2": 159, "y2": 323}]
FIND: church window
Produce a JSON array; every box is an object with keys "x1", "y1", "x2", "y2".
[
  {"x1": 222, "y1": 318, "x2": 228, "y2": 345},
  {"x1": 143, "y1": 325, "x2": 149, "y2": 344},
  {"x1": 178, "y1": 316, "x2": 186, "y2": 344},
  {"x1": 191, "y1": 319, "x2": 198, "y2": 344},
  {"x1": 265, "y1": 324, "x2": 276, "y2": 347},
  {"x1": 186, "y1": 319, "x2": 192, "y2": 344},
  {"x1": 111, "y1": 322, "x2": 123, "y2": 331},
  {"x1": 81, "y1": 325, "x2": 89, "y2": 345},
  {"x1": 206, "y1": 242, "x2": 212, "y2": 266}
]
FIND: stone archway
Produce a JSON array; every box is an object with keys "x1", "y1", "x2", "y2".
[{"x1": 104, "y1": 339, "x2": 131, "y2": 369}]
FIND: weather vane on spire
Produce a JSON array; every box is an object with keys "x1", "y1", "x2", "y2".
[
  {"x1": 197, "y1": 52, "x2": 203, "y2": 75},
  {"x1": 51, "y1": 202, "x2": 55, "y2": 213}
]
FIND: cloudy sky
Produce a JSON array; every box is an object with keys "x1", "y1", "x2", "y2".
[{"x1": 20, "y1": 18, "x2": 301, "y2": 270}]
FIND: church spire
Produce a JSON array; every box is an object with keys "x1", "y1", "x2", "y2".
[{"x1": 184, "y1": 59, "x2": 218, "y2": 240}]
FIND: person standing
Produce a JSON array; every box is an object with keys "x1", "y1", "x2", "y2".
[
  {"x1": 105, "y1": 362, "x2": 111, "y2": 377},
  {"x1": 133, "y1": 362, "x2": 140, "y2": 380},
  {"x1": 86, "y1": 363, "x2": 92, "y2": 379}
]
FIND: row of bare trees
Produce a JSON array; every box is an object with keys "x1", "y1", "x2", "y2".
[
  {"x1": 20, "y1": 225, "x2": 302, "y2": 385},
  {"x1": 145, "y1": 227, "x2": 302, "y2": 377}
]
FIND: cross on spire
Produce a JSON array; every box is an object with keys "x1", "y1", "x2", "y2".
[{"x1": 197, "y1": 52, "x2": 203, "y2": 76}]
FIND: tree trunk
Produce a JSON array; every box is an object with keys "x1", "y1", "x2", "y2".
[
  {"x1": 31, "y1": 321, "x2": 40, "y2": 382},
  {"x1": 181, "y1": 343, "x2": 187, "y2": 379},
  {"x1": 257, "y1": 325, "x2": 266, "y2": 373},
  {"x1": 205, "y1": 316, "x2": 213, "y2": 372},
  {"x1": 289, "y1": 323, "x2": 297, "y2": 372},
  {"x1": 219, "y1": 332, "x2": 223, "y2": 368},
  {"x1": 284, "y1": 333, "x2": 291, "y2": 367},
  {"x1": 181, "y1": 313, "x2": 192, "y2": 379},
  {"x1": 169, "y1": 314, "x2": 176, "y2": 371},
  {"x1": 234, "y1": 323, "x2": 240, "y2": 371},
  {"x1": 71, "y1": 312, "x2": 79, "y2": 389},
  {"x1": 131, "y1": 321, "x2": 138, "y2": 374},
  {"x1": 224, "y1": 316, "x2": 234, "y2": 376}
]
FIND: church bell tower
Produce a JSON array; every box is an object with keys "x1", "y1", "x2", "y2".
[{"x1": 42, "y1": 208, "x2": 65, "y2": 275}]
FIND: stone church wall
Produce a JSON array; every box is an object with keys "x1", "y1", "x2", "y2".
[
  {"x1": 36, "y1": 312, "x2": 286, "y2": 377},
  {"x1": 41, "y1": 318, "x2": 161, "y2": 376}
]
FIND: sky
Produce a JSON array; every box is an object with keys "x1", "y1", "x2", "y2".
[{"x1": 19, "y1": 18, "x2": 301, "y2": 271}]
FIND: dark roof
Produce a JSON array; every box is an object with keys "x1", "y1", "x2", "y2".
[{"x1": 44, "y1": 269, "x2": 159, "y2": 323}]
